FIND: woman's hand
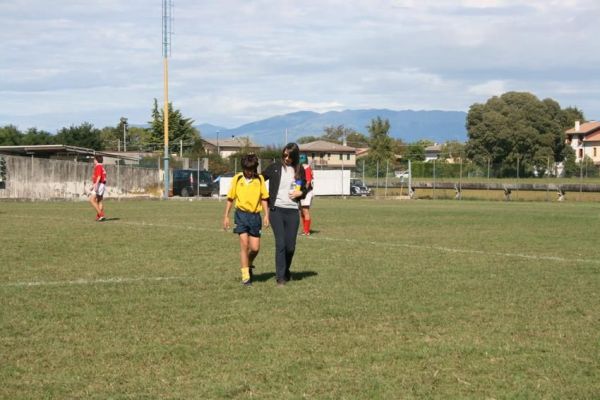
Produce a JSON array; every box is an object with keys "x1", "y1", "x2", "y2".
[{"x1": 289, "y1": 189, "x2": 303, "y2": 199}]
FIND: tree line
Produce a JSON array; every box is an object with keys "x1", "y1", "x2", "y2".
[
  {"x1": 0, "y1": 91, "x2": 591, "y2": 178},
  {"x1": 297, "y1": 92, "x2": 588, "y2": 178},
  {"x1": 0, "y1": 98, "x2": 202, "y2": 155}
]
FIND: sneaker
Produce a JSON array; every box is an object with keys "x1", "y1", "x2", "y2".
[
  {"x1": 98, "y1": 216, "x2": 106, "y2": 222},
  {"x1": 276, "y1": 280, "x2": 286, "y2": 287},
  {"x1": 304, "y1": 231, "x2": 310, "y2": 236},
  {"x1": 242, "y1": 280, "x2": 252, "y2": 287}
]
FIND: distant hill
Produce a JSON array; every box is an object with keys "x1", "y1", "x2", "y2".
[
  {"x1": 196, "y1": 123, "x2": 228, "y2": 138},
  {"x1": 196, "y1": 109, "x2": 467, "y2": 145}
]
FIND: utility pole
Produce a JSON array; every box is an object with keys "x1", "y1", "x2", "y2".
[
  {"x1": 120, "y1": 117, "x2": 128, "y2": 152},
  {"x1": 162, "y1": 0, "x2": 173, "y2": 199},
  {"x1": 341, "y1": 131, "x2": 346, "y2": 197}
]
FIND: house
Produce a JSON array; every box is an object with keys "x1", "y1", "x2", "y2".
[
  {"x1": 565, "y1": 120, "x2": 600, "y2": 165},
  {"x1": 202, "y1": 137, "x2": 262, "y2": 158},
  {"x1": 355, "y1": 147, "x2": 370, "y2": 159},
  {"x1": 424, "y1": 144, "x2": 443, "y2": 162},
  {"x1": 299, "y1": 140, "x2": 356, "y2": 168}
]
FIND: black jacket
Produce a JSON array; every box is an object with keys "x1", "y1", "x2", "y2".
[{"x1": 261, "y1": 161, "x2": 307, "y2": 208}]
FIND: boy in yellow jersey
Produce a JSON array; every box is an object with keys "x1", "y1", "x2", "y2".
[{"x1": 223, "y1": 154, "x2": 270, "y2": 286}]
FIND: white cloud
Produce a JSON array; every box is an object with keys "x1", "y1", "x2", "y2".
[
  {"x1": 1, "y1": 0, "x2": 599, "y2": 131},
  {"x1": 468, "y1": 80, "x2": 510, "y2": 97}
]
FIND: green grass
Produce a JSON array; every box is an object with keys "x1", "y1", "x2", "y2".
[{"x1": 1, "y1": 198, "x2": 599, "y2": 399}]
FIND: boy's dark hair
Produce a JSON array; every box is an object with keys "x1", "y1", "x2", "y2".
[
  {"x1": 241, "y1": 153, "x2": 259, "y2": 178},
  {"x1": 94, "y1": 155, "x2": 103, "y2": 163}
]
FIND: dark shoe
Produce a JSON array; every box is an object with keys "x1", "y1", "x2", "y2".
[
  {"x1": 276, "y1": 279, "x2": 286, "y2": 287},
  {"x1": 242, "y1": 280, "x2": 252, "y2": 287}
]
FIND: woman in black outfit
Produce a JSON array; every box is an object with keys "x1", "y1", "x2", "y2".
[{"x1": 262, "y1": 143, "x2": 308, "y2": 286}]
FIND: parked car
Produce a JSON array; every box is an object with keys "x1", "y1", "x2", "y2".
[
  {"x1": 350, "y1": 179, "x2": 371, "y2": 196},
  {"x1": 172, "y1": 169, "x2": 215, "y2": 197}
]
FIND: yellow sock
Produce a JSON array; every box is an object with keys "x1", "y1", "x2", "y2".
[{"x1": 241, "y1": 268, "x2": 250, "y2": 282}]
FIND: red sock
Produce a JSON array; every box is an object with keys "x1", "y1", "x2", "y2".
[{"x1": 304, "y1": 219, "x2": 311, "y2": 234}]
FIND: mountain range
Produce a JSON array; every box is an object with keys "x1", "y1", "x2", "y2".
[{"x1": 197, "y1": 109, "x2": 468, "y2": 146}]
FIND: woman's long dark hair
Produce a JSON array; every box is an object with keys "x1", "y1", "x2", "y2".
[{"x1": 282, "y1": 143, "x2": 303, "y2": 180}]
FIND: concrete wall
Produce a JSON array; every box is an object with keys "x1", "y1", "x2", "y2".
[{"x1": 0, "y1": 155, "x2": 161, "y2": 200}]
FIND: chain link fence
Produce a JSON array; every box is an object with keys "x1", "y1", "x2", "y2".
[{"x1": 352, "y1": 154, "x2": 600, "y2": 202}]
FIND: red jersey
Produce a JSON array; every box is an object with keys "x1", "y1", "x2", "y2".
[
  {"x1": 92, "y1": 164, "x2": 107, "y2": 184},
  {"x1": 304, "y1": 165, "x2": 313, "y2": 189}
]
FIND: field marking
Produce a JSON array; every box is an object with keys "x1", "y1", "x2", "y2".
[
  {"x1": 318, "y1": 236, "x2": 600, "y2": 265},
  {"x1": 6, "y1": 214, "x2": 600, "y2": 269},
  {"x1": 1, "y1": 275, "x2": 194, "y2": 288}
]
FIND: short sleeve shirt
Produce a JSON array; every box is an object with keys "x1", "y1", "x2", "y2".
[
  {"x1": 304, "y1": 165, "x2": 313, "y2": 184},
  {"x1": 92, "y1": 164, "x2": 106, "y2": 184},
  {"x1": 227, "y1": 173, "x2": 269, "y2": 213}
]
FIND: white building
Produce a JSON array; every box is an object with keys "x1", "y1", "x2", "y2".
[
  {"x1": 299, "y1": 140, "x2": 356, "y2": 169},
  {"x1": 202, "y1": 137, "x2": 262, "y2": 158},
  {"x1": 565, "y1": 121, "x2": 600, "y2": 165}
]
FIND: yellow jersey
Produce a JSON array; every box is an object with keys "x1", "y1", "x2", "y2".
[{"x1": 227, "y1": 173, "x2": 269, "y2": 213}]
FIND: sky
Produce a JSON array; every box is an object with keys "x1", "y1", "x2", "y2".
[{"x1": 1, "y1": 0, "x2": 599, "y2": 133}]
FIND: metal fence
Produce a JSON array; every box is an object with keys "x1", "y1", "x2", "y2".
[{"x1": 350, "y1": 156, "x2": 600, "y2": 202}]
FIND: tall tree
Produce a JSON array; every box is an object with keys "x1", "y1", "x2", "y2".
[
  {"x1": 0, "y1": 125, "x2": 23, "y2": 145},
  {"x1": 149, "y1": 98, "x2": 201, "y2": 152},
  {"x1": 405, "y1": 143, "x2": 426, "y2": 161},
  {"x1": 346, "y1": 131, "x2": 370, "y2": 148},
  {"x1": 366, "y1": 117, "x2": 394, "y2": 162},
  {"x1": 100, "y1": 122, "x2": 154, "y2": 152},
  {"x1": 296, "y1": 135, "x2": 320, "y2": 144},
  {"x1": 321, "y1": 125, "x2": 367, "y2": 147},
  {"x1": 442, "y1": 140, "x2": 466, "y2": 162},
  {"x1": 465, "y1": 91, "x2": 584, "y2": 176},
  {"x1": 99, "y1": 126, "x2": 120, "y2": 150},
  {"x1": 21, "y1": 128, "x2": 55, "y2": 145},
  {"x1": 55, "y1": 123, "x2": 104, "y2": 150},
  {"x1": 392, "y1": 138, "x2": 407, "y2": 158}
]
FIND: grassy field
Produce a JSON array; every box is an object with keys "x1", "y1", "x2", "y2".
[{"x1": 1, "y1": 198, "x2": 599, "y2": 399}]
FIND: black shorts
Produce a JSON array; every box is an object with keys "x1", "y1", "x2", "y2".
[{"x1": 233, "y1": 209, "x2": 262, "y2": 237}]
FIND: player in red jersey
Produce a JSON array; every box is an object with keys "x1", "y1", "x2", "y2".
[
  {"x1": 89, "y1": 155, "x2": 107, "y2": 221},
  {"x1": 299, "y1": 154, "x2": 313, "y2": 235}
]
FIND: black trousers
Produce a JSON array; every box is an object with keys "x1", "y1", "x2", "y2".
[{"x1": 269, "y1": 207, "x2": 300, "y2": 282}]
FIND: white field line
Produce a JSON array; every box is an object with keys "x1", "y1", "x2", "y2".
[
  {"x1": 7, "y1": 213, "x2": 600, "y2": 265},
  {"x1": 317, "y1": 236, "x2": 600, "y2": 265},
  {"x1": 2, "y1": 214, "x2": 598, "y2": 290},
  {"x1": 2, "y1": 276, "x2": 192, "y2": 288},
  {"x1": 113, "y1": 218, "x2": 598, "y2": 266}
]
